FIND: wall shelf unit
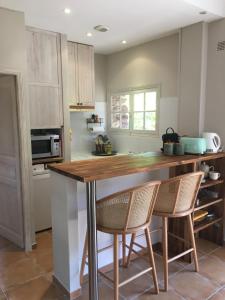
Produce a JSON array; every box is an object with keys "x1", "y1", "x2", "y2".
[{"x1": 169, "y1": 156, "x2": 225, "y2": 263}]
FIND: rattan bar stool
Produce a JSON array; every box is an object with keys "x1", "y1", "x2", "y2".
[
  {"x1": 80, "y1": 181, "x2": 161, "y2": 300},
  {"x1": 152, "y1": 171, "x2": 203, "y2": 291}
]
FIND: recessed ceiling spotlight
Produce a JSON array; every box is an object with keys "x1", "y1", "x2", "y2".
[
  {"x1": 199, "y1": 11, "x2": 207, "y2": 15},
  {"x1": 64, "y1": 8, "x2": 71, "y2": 14},
  {"x1": 94, "y1": 25, "x2": 109, "y2": 32},
  {"x1": 87, "y1": 32, "x2": 93, "y2": 37},
  {"x1": 122, "y1": 40, "x2": 127, "y2": 44}
]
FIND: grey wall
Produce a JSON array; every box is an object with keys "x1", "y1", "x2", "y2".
[
  {"x1": 106, "y1": 34, "x2": 179, "y2": 153},
  {"x1": 107, "y1": 34, "x2": 178, "y2": 97},
  {"x1": 95, "y1": 54, "x2": 107, "y2": 102},
  {"x1": 205, "y1": 18, "x2": 225, "y2": 143},
  {"x1": 178, "y1": 22, "x2": 208, "y2": 136}
]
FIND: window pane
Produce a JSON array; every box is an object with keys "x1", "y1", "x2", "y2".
[
  {"x1": 121, "y1": 95, "x2": 130, "y2": 113},
  {"x1": 145, "y1": 92, "x2": 157, "y2": 111},
  {"x1": 134, "y1": 93, "x2": 144, "y2": 111},
  {"x1": 111, "y1": 113, "x2": 120, "y2": 128},
  {"x1": 133, "y1": 112, "x2": 144, "y2": 130},
  {"x1": 121, "y1": 113, "x2": 129, "y2": 129},
  {"x1": 111, "y1": 96, "x2": 120, "y2": 112},
  {"x1": 145, "y1": 112, "x2": 156, "y2": 130}
]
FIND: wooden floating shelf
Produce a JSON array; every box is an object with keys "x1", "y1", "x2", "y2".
[
  {"x1": 194, "y1": 198, "x2": 224, "y2": 212},
  {"x1": 194, "y1": 217, "x2": 223, "y2": 233},
  {"x1": 200, "y1": 178, "x2": 224, "y2": 189},
  {"x1": 70, "y1": 105, "x2": 95, "y2": 111},
  {"x1": 32, "y1": 156, "x2": 64, "y2": 165}
]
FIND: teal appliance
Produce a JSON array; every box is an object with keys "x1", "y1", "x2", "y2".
[{"x1": 180, "y1": 137, "x2": 206, "y2": 155}]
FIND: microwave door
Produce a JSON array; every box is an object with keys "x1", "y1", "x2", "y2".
[{"x1": 32, "y1": 138, "x2": 52, "y2": 159}]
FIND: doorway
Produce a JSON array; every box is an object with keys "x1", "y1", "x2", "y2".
[{"x1": 0, "y1": 74, "x2": 24, "y2": 248}]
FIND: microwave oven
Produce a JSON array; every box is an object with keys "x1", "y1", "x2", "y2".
[{"x1": 31, "y1": 134, "x2": 61, "y2": 159}]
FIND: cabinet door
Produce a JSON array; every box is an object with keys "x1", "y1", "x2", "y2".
[
  {"x1": 27, "y1": 28, "x2": 63, "y2": 129},
  {"x1": 77, "y1": 44, "x2": 95, "y2": 106},
  {"x1": 29, "y1": 85, "x2": 63, "y2": 129},
  {"x1": 67, "y1": 42, "x2": 78, "y2": 105},
  {"x1": 27, "y1": 29, "x2": 60, "y2": 85}
]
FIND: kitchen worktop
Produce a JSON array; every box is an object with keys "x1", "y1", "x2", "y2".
[
  {"x1": 49, "y1": 152, "x2": 225, "y2": 183},
  {"x1": 71, "y1": 152, "x2": 124, "y2": 161}
]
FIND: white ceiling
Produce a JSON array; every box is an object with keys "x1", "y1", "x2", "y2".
[{"x1": 0, "y1": 0, "x2": 224, "y2": 54}]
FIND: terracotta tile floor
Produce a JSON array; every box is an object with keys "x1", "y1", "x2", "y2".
[{"x1": 0, "y1": 230, "x2": 225, "y2": 299}]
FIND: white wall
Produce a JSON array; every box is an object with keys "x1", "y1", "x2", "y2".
[
  {"x1": 205, "y1": 18, "x2": 225, "y2": 145},
  {"x1": 106, "y1": 34, "x2": 179, "y2": 153}
]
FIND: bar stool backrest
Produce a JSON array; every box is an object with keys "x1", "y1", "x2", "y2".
[
  {"x1": 126, "y1": 182, "x2": 161, "y2": 230},
  {"x1": 96, "y1": 181, "x2": 161, "y2": 232},
  {"x1": 154, "y1": 171, "x2": 203, "y2": 216}
]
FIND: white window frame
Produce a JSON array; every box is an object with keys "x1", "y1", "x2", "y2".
[{"x1": 108, "y1": 85, "x2": 160, "y2": 136}]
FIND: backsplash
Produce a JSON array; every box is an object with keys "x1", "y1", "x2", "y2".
[{"x1": 70, "y1": 101, "x2": 107, "y2": 155}]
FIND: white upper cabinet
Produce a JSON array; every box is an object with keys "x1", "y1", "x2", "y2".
[
  {"x1": 26, "y1": 27, "x2": 63, "y2": 128},
  {"x1": 68, "y1": 41, "x2": 95, "y2": 109}
]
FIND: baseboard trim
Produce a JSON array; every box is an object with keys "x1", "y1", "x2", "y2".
[{"x1": 53, "y1": 275, "x2": 81, "y2": 300}]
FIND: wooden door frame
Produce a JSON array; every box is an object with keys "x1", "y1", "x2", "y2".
[{"x1": 0, "y1": 67, "x2": 33, "y2": 251}]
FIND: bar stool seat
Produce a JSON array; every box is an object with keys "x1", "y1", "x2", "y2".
[
  {"x1": 80, "y1": 181, "x2": 161, "y2": 300},
  {"x1": 153, "y1": 171, "x2": 203, "y2": 291}
]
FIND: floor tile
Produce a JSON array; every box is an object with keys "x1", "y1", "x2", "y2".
[
  {"x1": 78, "y1": 279, "x2": 123, "y2": 300},
  {"x1": 28, "y1": 249, "x2": 53, "y2": 273},
  {"x1": 0, "y1": 257, "x2": 44, "y2": 290},
  {"x1": 170, "y1": 269, "x2": 219, "y2": 300},
  {"x1": 195, "y1": 238, "x2": 221, "y2": 255},
  {"x1": 6, "y1": 276, "x2": 66, "y2": 300},
  {"x1": 104, "y1": 262, "x2": 154, "y2": 299},
  {"x1": 0, "y1": 236, "x2": 11, "y2": 250},
  {"x1": 137, "y1": 288, "x2": 185, "y2": 300},
  {"x1": 0, "y1": 289, "x2": 6, "y2": 300},
  {"x1": 27, "y1": 231, "x2": 53, "y2": 273},
  {"x1": 32, "y1": 231, "x2": 53, "y2": 254},
  {"x1": 195, "y1": 255, "x2": 225, "y2": 286},
  {"x1": 132, "y1": 254, "x2": 184, "y2": 283},
  {"x1": 208, "y1": 287, "x2": 225, "y2": 300},
  {"x1": 210, "y1": 247, "x2": 225, "y2": 262},
  {"x1": 0, "y1": 245, "x2": 28, "y2": 272}
]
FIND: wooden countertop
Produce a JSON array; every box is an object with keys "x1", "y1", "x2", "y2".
[{"x1": 48, "y1": 152, "x2": 225, "y2": 183}]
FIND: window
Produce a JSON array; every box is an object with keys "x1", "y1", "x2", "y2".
[{"x1": 110, "y1": 87, "x2": 159, "y2": 134}]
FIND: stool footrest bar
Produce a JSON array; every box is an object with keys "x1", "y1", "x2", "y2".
[{"x1": 168, "y1": 248, "x2": 194, "y2": 263}]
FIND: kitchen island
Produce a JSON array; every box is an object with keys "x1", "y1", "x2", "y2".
[{"x1": 49, "y1": 152, "x2": 225, "y2": 300}]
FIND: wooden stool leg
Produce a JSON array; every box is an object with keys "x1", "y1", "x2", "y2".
[
  {"x1": 145, "y1": 227, "x2": 159, "y2": 294},
  {"x1": 122, "y1": 233, "x2": 126, "y2": 267},
  {"x1": 162, "y1": 217, "x2": 168, "y2": 292},
  {"x1": 187, "y1": 214, "x2": 199, "y2": 272},
  {"x1": 114, "y1": 233, "x2": 119, "y2": 300},
  {"x1": 80, "y1": 231, "x2": 88, "y2": 285},
  {"x1": 126, "y1": 233, "x2": 136, "y2": 267}
]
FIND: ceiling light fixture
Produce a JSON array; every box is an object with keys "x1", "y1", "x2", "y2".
[
  {"x1": 87, "y1": 32, "x2": 93, "y2": 37},
  {"x1": 122, "y1": 40, "x2": 127, "y2": 44},
  {"x1": 64, "y1": 8, "x2": 71, "y2": 14},
  {"x1": 94, "y1": 25, "x2": 109, "y2": 32},
  {"x1": 199, "y1": 11, "x2": 207, "y2": 15}
]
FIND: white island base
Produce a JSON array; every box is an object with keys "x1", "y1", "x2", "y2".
[{"x1": 50, "y1": 169, "x2": 166, "y2": 298}]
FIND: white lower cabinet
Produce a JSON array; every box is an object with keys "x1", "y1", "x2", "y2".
[{"x1": 33, "y1": 170, "x2": 52, "y2": 232}]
